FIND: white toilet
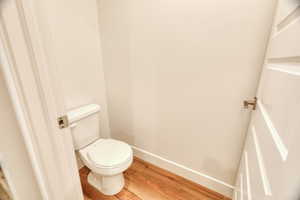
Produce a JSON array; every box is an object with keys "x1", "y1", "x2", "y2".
[{"x1": 67, "y1": 104, "x2": 133, "y2": 195}]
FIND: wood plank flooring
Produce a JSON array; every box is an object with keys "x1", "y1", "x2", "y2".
[{"x1": 80, "y1": 157, "x2": 231, "y2": 200}]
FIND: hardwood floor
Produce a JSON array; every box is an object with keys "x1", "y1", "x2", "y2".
[
  {"x1": 80, "y1": 157, "x2": 231, "y2": 200},
  {"x1": 84, "y1": 196, "x2": 92, "y2": 200}
]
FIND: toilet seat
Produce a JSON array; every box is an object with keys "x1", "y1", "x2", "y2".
[
  {"x1": 79, "y1": 139, "x2": 133, "y2": 176},
  {"x1": 87, "y1": 139, "x2": 132, "y2": 168}
]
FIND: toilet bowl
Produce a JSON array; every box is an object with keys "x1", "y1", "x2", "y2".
[
  {"x1": 79, "y1": 139, "x2": 133, "y2": 195},
  {"x1": 66, "y1": 104, "x2": 133, "y2": 195}
]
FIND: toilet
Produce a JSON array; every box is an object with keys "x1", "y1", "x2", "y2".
[{"x1": 67, "y1": 104, "x2": 133, "y2": 195}]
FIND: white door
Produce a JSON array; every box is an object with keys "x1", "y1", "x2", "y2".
[
  {"x1": 234, "y1": 0, "x2": 300, "y2": 200},
  {"x1": 0, "y1": 0, "x2": 83, "y2": 199}
]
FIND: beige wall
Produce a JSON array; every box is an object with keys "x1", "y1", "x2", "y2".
[
  {"x1": 98, "y1": 0, "x2": 276, "y2": 195},
  {"x1": 35, "y1": 0, "x2": 111, "y2": 138},
  {"x1": 0, "y1": 70, "x2": 42, "y2": 199}
]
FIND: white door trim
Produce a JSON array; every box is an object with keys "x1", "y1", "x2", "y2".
[
  {"x1": 0, "y1": 17, "x2": 50, "y2": 200},
  {"x1": 0, "y1": 0, "x2": 83, "y2": 199}
]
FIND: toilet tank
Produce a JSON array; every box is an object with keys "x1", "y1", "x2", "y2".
[{"x1": 67, "y1": 104, "x2": 101, "y2": 150}]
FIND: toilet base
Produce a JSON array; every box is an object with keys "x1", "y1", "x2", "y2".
[{"x1": 87, "y1": 171, "x2": 125, "y2": 195}]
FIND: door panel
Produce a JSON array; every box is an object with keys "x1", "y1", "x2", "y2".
[
  {"x1": 241, "y1": 156, "x2": 248, "y2": 200},
  {"x1": 0, "y1": 0, "x2": 84, "y2": 199},
  {"x1": 260, "y1": 68, "x2": 300, "y2": 148},
  {"x1": 234, "y1": 148, "x2": 252, "y2": 200},
  {"x1": 234, "y1": 156, "x2": 245, "y2": 200},
  {"x1": 253, "y1": 113, "x2": 283, "y2": 199},
  {"x1": 242, "y1": 151, "x2": 252, "y2": 200},
  {"x1": 235, "y1": 0, "x2": 300, "y2": 199},
  {"x1": 269, "y1": 19, "x2": 300, "y2": 58},
  {"x1": 247, "y1": 131, "x2": 269, "y2": 200},
  {"x1": 276, "y1": 0, "x2": 300, "y2": 23},
  {"x1": 234, "y1": 173, "x2": 240, "y2": 200}
]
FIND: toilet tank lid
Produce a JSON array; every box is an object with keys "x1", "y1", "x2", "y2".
[{"x1": 67, "y1": 104, "x2": 100, "y2": 123}]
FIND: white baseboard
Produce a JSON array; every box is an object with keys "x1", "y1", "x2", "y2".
[{"x1": 131, "y1": 145, "x2": 234, "y2": 198}]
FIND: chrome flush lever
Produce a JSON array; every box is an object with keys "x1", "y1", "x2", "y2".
[{"x1": 243, "y1": 97, "x2": 257, "y2": 110}]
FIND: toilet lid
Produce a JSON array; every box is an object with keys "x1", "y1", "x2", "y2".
[{"x1": 87, "y1": 139, "x2": 132, "y2": 168}]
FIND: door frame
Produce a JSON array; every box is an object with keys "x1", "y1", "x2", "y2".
[{"x1": 0, "y1": 0, "x2": 83, "y2": 199}]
